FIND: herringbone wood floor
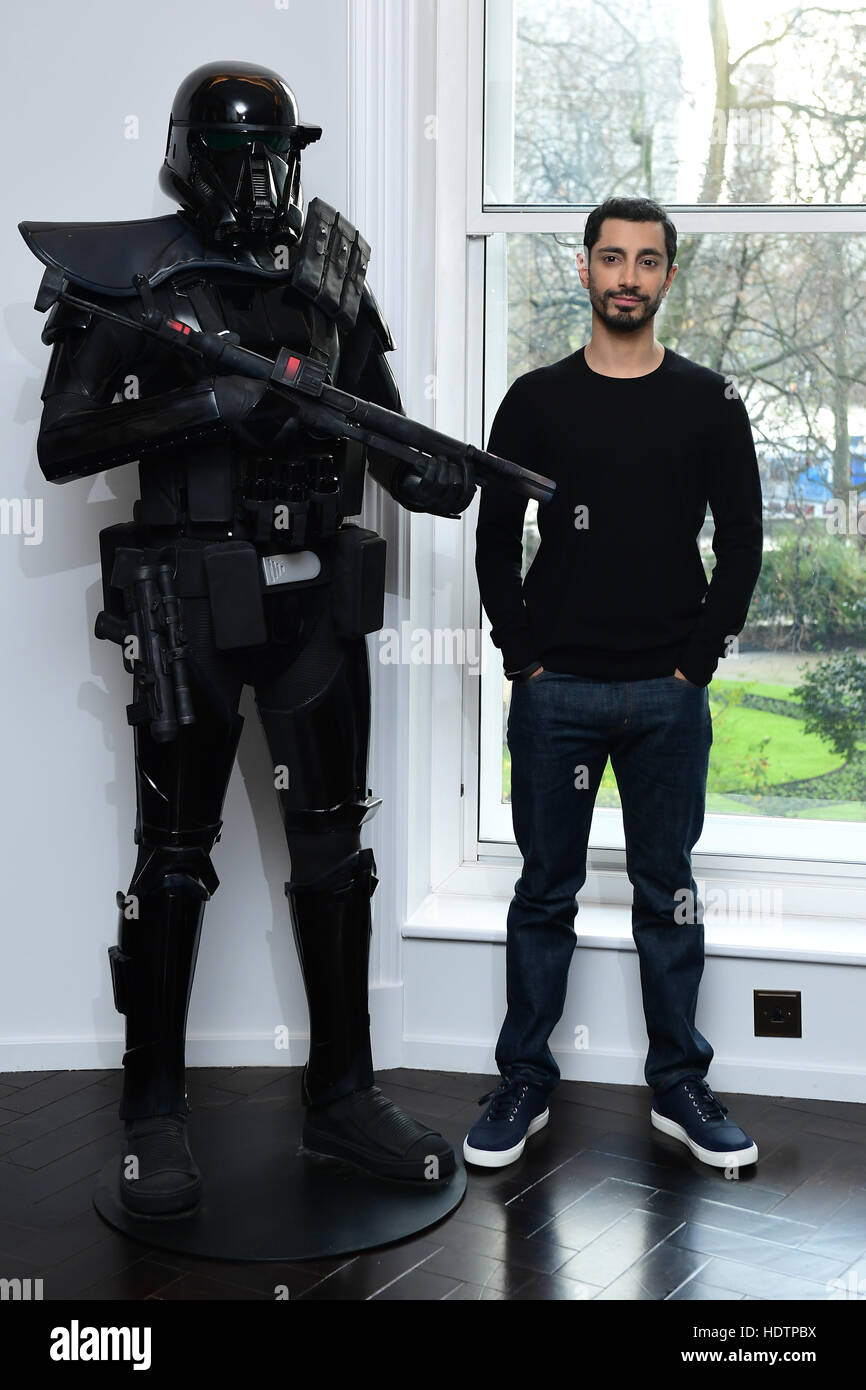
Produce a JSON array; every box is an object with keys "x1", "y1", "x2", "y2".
[{"x1": 0, "y1": 1066, "x2": 864, "y2": 1300}]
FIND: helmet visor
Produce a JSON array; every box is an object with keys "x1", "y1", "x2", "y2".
[{"x1": 199, "y1": 127, "x2": 297, "y2": 155}]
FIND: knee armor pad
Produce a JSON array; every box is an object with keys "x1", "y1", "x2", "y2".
[
  {"x1": 285, "y1": 845, "x2": 378, "y2": 901},
  {"x1": 278, "y1": 794, "x2": 382, "y2": 837}
]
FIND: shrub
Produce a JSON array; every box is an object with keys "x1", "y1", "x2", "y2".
[{"x1": 792, "y1": 652, "x2": 866, "y2": 761}]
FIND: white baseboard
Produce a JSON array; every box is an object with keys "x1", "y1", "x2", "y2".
[
  {"x1": 400, "y1": 1035, "x2": 866, "y2": 1104},
  {"x1": 0, "y1": 983, "x2": 405, "y2": 1075},
  {"x1": 0, "y1": 1035, "x2": 123, "y2": 1073},
  {"x1": 3, "y1": 976, "x2": 863, "y2": 1104}
]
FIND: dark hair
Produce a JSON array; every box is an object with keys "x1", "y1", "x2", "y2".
[{"x1": 583, "y1": 196, "x2": 677, "y2": 272}]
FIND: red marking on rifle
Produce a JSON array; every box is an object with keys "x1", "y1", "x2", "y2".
[
  {"x1": 284, "y1": 355, "x2": 302, "y2": 380},
  {"x1": 167, "y1": 320, "x2": 191, "y2": 335}
]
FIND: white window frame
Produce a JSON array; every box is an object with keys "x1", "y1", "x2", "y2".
[{"x1": 400, "y1": 0, "x2": 866, "y2": 952}]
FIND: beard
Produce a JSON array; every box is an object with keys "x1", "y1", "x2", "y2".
[{"x1": 587, "y1": 279, "x2": 665, "y2": 333}]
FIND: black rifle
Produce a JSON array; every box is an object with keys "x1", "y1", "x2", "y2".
[
  {"x1": 95, "y1": 555, "x2": 196, "y2": 743},
  {"x1": 34, "y1": 267, "x2": 556, "y2": 505}
]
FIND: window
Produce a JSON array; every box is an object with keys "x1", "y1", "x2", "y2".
[
  {"x1": 475, "y1": 0, "x2": 866, "y2": 867},
  {"x1": 483, "y1": 0, "x2": 866, "y2": 207}
]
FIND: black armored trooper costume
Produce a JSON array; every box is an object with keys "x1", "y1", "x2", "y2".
[{"x1": 20, "y1": 61, "x2": 475, "y2": 1216}]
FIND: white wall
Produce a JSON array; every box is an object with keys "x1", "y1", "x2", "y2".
[
  {"x1": 0, "y1": 0, "x2": 381, "y2": 1071},
  {"x1": 6, "y1": 0, "x2": 864, "y2": 1112}
]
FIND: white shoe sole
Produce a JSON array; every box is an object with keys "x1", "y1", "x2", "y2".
[
  {"x1": 463, "y1": 1109, "x2": 550, "y2": 1169},
  {"x1": 651, "y1": 1108, "x2": 758, "y2": 1167}
]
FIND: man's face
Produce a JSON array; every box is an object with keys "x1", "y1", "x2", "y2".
[{"x1": 577, "y1": 218, "x2": 677, "y2": 332}]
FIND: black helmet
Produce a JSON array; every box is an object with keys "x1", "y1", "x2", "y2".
[{"x1": 159, "y1": 61, "x2": 322, "y2": 245}]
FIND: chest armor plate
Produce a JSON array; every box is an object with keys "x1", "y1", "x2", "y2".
[{"x1": 135, "y1": 274, "x2": 365, "y2": 539}]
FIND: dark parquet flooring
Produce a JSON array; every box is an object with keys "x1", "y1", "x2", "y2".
[{"x1": 0, "y1": 1066, "x2": 864, "y2": 1301}]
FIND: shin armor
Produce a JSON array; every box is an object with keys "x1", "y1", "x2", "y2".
[{"x1": 285, "y1": 848, "x2": 379, "y2": 1108}]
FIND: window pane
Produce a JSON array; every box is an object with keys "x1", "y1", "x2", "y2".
[
  {"x1": 483, "y1": 0, "x2": 866, "y2": 206},
  {"x1": 483, "y1": 230, "x2": 866, "y2": 826}
]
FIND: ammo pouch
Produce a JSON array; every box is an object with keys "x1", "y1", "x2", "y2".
[
  {"x1": 203, "y1": 528, "x2": 386, "y2": 648},
  {"x1": 203, "y1": 542, "x2": 268, "y2": 650},
  {"x1": 290, "y1": 197, "x2": 370, "y2": 333},
  {"x1": 331, "y1": 525, "x2": 387, "y2": 639}
]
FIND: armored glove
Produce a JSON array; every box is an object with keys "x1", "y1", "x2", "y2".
[{"x1": 391, "y1": 454, "x2": 476, "y2": 518}]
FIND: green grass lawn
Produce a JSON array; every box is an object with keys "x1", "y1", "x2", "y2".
[
  {"x1": 725, "y1": 680, "x2": 798, "y2": 701},
  {"x1": 707, "y1": 703, "x2": 850, "y2": 790},
  {"x1": 500, "y1": 678, "x2": 866, "y2": 821}
]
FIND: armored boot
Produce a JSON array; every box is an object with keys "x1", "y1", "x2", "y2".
[
  {"x1": 110, "y1": 859, "x2": 214, "y2": 1216},
  {"x1": 286, "y1": 848, "x2": 456, "y2": 1181}
]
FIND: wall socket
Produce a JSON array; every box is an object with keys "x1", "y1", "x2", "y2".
[{"x1": 754, "y1": 990, "x2": 802, "y2": 1038}]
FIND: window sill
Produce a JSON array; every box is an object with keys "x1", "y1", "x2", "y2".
[{"x1": 404, "y1": 864, "x2": 866, "y2": 968}]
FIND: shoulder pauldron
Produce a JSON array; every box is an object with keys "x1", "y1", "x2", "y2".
[{"x1": 19, "y1": 196, "x2": 372, "y2": 333}]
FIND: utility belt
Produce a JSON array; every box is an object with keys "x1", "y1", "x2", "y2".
[
  {"x1": 136, "y1": 450, "x2": 350, "y2": 547},
  {"x1": 97, "y1": 520, "x2": 387, "y2": 653}
]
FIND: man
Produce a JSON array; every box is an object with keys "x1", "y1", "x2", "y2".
[{"x1": 469, "y1": 195, "x2": 763, "y2": 1171}]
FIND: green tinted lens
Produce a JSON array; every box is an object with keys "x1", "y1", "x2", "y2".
[
  {"x1": 200, "y1": 129, "x2": 294, "y2": 154},
  {"x1": 262, "y1": 133, "x2": 295, "y2": 154},
  {"x1": 201, "y1": 130, "x2": 255, "y2": 152}
]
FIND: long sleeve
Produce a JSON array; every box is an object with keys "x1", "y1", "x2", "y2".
[
  {"x1": 474, "y1": 379, "x2": 539, "y2": 677},
  {"x1": 676, "y1": 391, "x2": 764, "y2": 687}
]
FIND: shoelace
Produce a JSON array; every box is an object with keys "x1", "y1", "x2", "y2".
[
  {"x1": 477, "y1": 1080, "x2": 530, "y2": 1122},
  {"x1": 685, "y1": 1078, "x2": 729, "y2": 1123}
]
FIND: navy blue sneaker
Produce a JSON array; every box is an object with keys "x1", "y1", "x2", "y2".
[
  {"x1": 463, "y1": 1077, "x2": 550, "y2": 1168},
  {"x1": 651, "y1": 1075, "x2": 758, "y2": 1168}
]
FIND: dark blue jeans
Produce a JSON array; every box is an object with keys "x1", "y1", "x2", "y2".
[{"x1": 497, "y1": 670, "x2": 714, "y2": 1098}]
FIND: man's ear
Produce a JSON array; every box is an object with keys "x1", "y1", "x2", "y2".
[
  {"x1": 664, "y1": 261, "x2": 678, "y2": 294},
  {"x1": 576, "y1": 247, "x2": 590, "y2": 289}
]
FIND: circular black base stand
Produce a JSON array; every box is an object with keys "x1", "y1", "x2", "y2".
[{"x1": 93, "y1": 1101, "x2": 467, "y2": 1261}]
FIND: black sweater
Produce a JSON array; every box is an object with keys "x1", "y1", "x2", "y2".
[{"x1": 475, "y1": 345, "x2": 764, "y2": 689}]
